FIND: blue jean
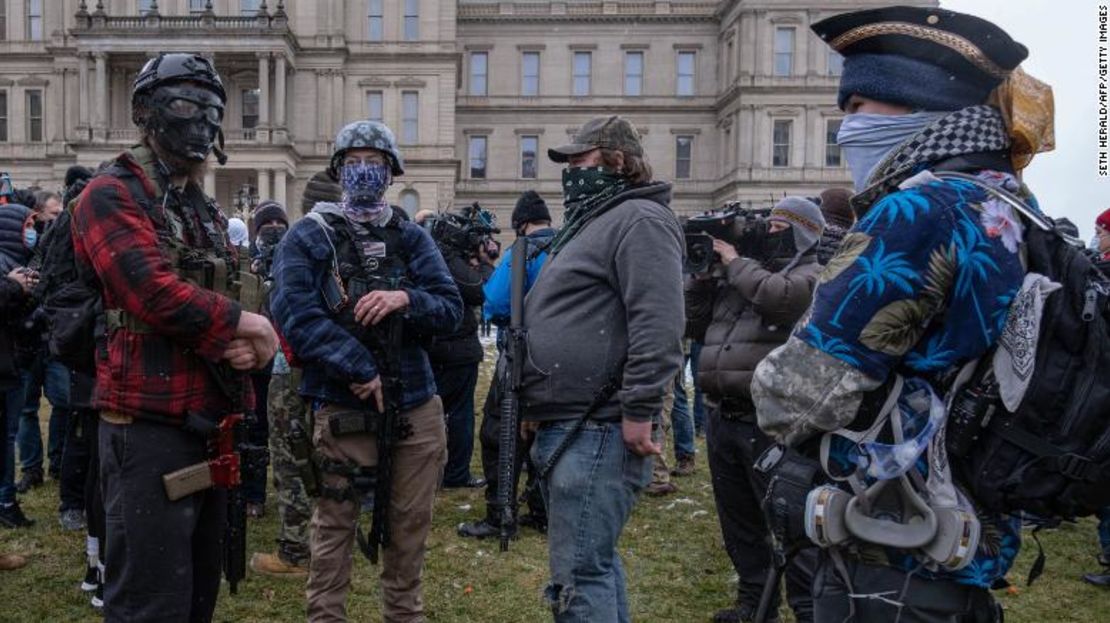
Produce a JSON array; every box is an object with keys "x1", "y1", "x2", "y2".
[
  {"x1": 688, "y1": 341, "x2": 707, "y2": 433},
  {"x1": 437, "y1": 363, "x2": 479, "y2": 486},
  {"x1": 16, "y1": 357, "x2": 67, "y2": 473},
  {"x1": 670, "y1": 373, "x2": 696, "y2": 460},
  {"x1": 1, "y1": 380, "x2": 28, "y2": 505},
  {"x1": 1098, "y1": 507, "x2": 1110, "y2": 559},
  {"x1": 532, "y1": 419, "x2": 652, "y2": 623}
]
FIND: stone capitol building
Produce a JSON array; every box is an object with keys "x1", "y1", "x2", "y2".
[{"x1": 0, "y1": 0, "x2": 931, "y2": 226}]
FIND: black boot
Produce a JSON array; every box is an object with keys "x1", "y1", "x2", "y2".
[
  {"x1": 15, "y1": 467, "x2": 43, "y2": 494},
  {"x1": 457, "y1": 509, "x2": 516, "y2": 540}
]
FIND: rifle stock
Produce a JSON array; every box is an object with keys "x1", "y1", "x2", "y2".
[{"x1": 497, "y1": 237, "x2": 529, "y2": 552}]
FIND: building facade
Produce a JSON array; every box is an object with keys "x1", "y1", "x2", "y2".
[{"x1": 0, "y1": 0, "x2": 932, "y2": 227}]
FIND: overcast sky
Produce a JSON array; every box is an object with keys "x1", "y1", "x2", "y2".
[{"x1": 942, "y1": 0, "x2": 1103, "y2": 241}]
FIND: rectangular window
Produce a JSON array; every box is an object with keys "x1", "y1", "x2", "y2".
[
  {"x1": 828, "y1": 50, "x2": 844, "y2": 77},
  {"x1": 521, "y1": 51, "x2": 540, "y2": 97},
  {"x1": 624, "y1": 51, "x2": 643, "y2": 96},
  {"x1": 26, "y1": 90, "x2": 42, "y2": 143},
  {"x1": 470, "y1": 52, "x2": 488, "y2": 96},
  {"x1": 520, "y1": 135, "x2": 538, "y2": 179},
  {"x1": 675, "y1": 135, "x2": 693, "y2": 180},
  {"x1": 401, "y1": 91, "x2": 418, "y2": 144},
  {"x1": 469, "y1": 136, "x2": 488, "y2": 179},
  {"x1": 28, "y1": 0, "x2": 42, "y2": 40},
  {"x1": 0, "y1": 92, "x2": 8, "y2": 142},
  {"x1": 240, "y1": 0, "x2": 262, "y2": 15},
  {"x1": 774, "y1": 27, "x2": 794, "y2": 76},
  {"x1": 825, "y1": 119, "x2": 842, "y2": 167},
  {"x1": 676, "y1": 51, "x2": 695, "y2": 96},
  {"x1": 772, "y1": 119, "x2": 792, "y2": 167},
  {"x1": 403, "y1": 0, "x2": 419, "y2": 41},
  {"x1": 367, "y1": 0, "x2": 383, "y2": 41},
  {"x1": 189, "y1": 0, "x2": 206, "y2": 12},
  {"x1": 241, "y1": 89, "x2": 259, "y2": 129},
  {"x1": 726, "y1": 40, "x2": 734, "y2": 80},
  {"x1": 367, "y1": 91, "x2": 383, "y2": 124},
  {"x1": 0, "y1": 3, "x2": 6, "y2": 41},
  {"x1": 573, "y1": 51, "x2": 591, "y2": 97}
]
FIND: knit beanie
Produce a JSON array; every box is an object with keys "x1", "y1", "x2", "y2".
[
  {"x1": 838, "y1": 53, "x2": 993, "y2": 112},
  {"x1": 769, "y1": 196, "x2": 826, "y2": 255},
  {"x1": 819, "y1": 187, "x2": 855, "y2": 230},
  {"x1": 0, "y1": 203, "x2": 32, "y2": 268},
  {"x1": 1098, "y1": 208, "x2": 1110, "y2": 232},
  {"x1": 303, "y1": 169, "x2": 343, "y2": 215},
  {"x1": 252, "y1": 200, "x2": 288, "y2": 230},
  {"x1": 227, "y1": 217, "x2": 248, "y2": 247},
  {"x1": 511, "y1": 190, "x2": 552, "y2": 230}
]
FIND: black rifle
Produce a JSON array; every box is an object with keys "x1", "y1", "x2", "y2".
[
  {"x1": 223, "y1": 414, "x2": 248, "y2": 595},
  {"x1": 356, "y1": 307, "x2": 407, "y2": 564},
  {"x1": 497, "y1": 236, "x2": 529, "y2": 551}
]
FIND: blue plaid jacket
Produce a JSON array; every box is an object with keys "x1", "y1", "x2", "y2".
[{"x1": 270, "y1": 206, "x2": 463, "y2": 411}]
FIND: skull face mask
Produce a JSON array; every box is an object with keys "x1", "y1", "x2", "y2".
[{"x1": 146, "y1": 84, "x2": 225, "y2": 162}]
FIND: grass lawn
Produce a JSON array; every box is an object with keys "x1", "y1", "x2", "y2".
[{"x1": 2, "y1": 353, "x2": 1108, "y2": 621}]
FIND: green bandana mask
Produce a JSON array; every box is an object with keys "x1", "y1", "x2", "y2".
[{"x1": 550, "y1": 166, "x2": 629, "y2": 253}]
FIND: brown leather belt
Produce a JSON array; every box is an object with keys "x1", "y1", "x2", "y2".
[{"x1": 100, "y1": 411, "x2": 135, "y2": 425}]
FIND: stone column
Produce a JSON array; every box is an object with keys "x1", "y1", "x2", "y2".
[
  {"x1": 257, "y1": 53, "x2": 270, "y2": 127},
  {"x1": 257, "y1": 169, "x2": 271, "y2": 201},
  {"x1": 94, "y1": 52, "x2": 107, "y2": 132},
  {"x1": 274, "y1": 168, "x2": 287, "y2": 207},
  {"x1": 204, "y1": 168, "x2": 216, "y2": 198},
  {"x1": 78, "y1": 53, "x2": 89, "y2": 130},
  {"x1": 274, "y1": 54, "x2": 286, "y2": 127},
  {"x1": 332, "y1": 70, "x2": 345, "y2": 128},
  {"x1": 317, "y1": 69, "x2": 332, "y2": 145}
]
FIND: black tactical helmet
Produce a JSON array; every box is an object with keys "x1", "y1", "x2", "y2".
[{"x1": 132, "y1": 53, "x2": 226, "y2": 124}]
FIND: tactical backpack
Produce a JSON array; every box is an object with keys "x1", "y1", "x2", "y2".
[
  {"x1": 935, "y1": 172, "x2": 1110, "y2": 520},
  {"x1": 38, "y1": 178, "x2": 102, "y2": 372}
]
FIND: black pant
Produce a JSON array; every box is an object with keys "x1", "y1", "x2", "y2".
[
  {"x1": 436, "y1": 362, "x2": 479, "y2": 486},
  {"x1": 59, "y1": 408, "x2": 97, "y2": 512},
  {"x1": 100, "y1": 418, "x2": 225, "y2": 623},
  {"x1": 707, "y1": 408, "x2": 814, "y2": 622},
  {"x1": 85, "y1": 415, "x2": 104, "y2": 545},
  {"x1": 813, "y1": 553, "x2": 1002, "y2": 622},
  {"x1": 479, "y1": 376, "x2": 544, "y2": 522}
]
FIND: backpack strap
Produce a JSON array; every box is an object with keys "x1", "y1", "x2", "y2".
[{"x1": 932, "y1": 171, "x2": 1054, "y2": 232}]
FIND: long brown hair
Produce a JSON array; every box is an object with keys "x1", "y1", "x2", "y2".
[{"x1": 600, "y1": 148, "x2": 653, "y2": 185}]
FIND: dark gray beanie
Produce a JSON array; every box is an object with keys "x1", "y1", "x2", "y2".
[{"x1": 303, "y1": 170, "x2": 343, "y2": 214}]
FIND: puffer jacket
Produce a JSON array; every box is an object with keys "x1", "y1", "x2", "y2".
[{"x1": 685, "y1": 252, "x2": 820, "y2": 403}]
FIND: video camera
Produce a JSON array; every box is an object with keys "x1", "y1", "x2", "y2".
[
  {"x1": 428, "y1": 202, "x2": 502, "y2": 260},
  {"x1": 682, "y1": 203, "x2": 771, "y2": 274}
]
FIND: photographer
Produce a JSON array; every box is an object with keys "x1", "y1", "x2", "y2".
[
  {"x1": 425, "y1": 208, "x2": 496, "y2": 489},
  {"x1": 686, "y1": 197, "x2": 824, "y2": 623}
]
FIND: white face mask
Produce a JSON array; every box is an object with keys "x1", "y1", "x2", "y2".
[{"x1": 836, "y1": 112, "x2": 947, "y2": 191}]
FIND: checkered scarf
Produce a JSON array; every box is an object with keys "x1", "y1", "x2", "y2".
[{"x1": 851, "y1": 105, "x2": 1011, "y2": 212}]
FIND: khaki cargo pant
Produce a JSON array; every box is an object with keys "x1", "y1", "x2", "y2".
[{"x1": 306, "y1": 397, "x2": 447, "y2": 623}]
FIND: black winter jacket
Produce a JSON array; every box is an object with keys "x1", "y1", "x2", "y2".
[{"x1": 427, "y1": 254, "x2": 493, "y2": 367}]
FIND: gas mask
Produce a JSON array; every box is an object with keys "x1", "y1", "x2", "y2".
[{"x1": 145, "y1": 84, "x2": 225, "y2": 163}]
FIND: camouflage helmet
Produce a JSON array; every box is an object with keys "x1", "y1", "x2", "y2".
[{"x1": 330, "y1": 120, "x2": 405, "y2": 177}]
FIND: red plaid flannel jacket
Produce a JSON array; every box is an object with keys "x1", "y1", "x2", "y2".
[{"x1": 72, "y1": 148, "x2": 248, "y2": 421}]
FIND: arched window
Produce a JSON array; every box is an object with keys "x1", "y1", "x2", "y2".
[{"x1": 400, "y1": 189, "x2": 419, "y2": 215}]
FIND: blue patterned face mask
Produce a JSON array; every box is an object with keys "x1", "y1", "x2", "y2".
[
  {"x1": 836, "y1": 112, "x2": 946, "y2": 191},
  {"x1": 340, "y1": 161, "x2": 390, "y2": 219}
]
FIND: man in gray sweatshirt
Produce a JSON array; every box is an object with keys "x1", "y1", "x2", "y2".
[{"x1": 521, "y1": 116, "x2": 684, "y2": 622}]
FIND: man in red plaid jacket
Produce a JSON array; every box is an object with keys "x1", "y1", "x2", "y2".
[{"x1": 71, "y1": 53, "x2": 277, "y2": 622}]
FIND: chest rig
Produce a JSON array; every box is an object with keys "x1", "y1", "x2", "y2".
[{"x1": 103, "y1": 153, "x2": 241, "y2": 334}]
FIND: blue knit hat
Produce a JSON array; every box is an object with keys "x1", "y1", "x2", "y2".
[
  {"x1": 838, "y1": 53, "x2": 993, "y2": 112},
  {"x1": 0, "y1": 203, "x2": 32, "y2": 269}
]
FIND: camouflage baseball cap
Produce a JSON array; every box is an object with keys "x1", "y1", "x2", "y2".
[{"x1": 548, "y1": 115, "x2": 644, "y2": 163}]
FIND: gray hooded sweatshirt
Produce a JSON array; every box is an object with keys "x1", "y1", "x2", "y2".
[{"x1": 519, "y1": 182, "x2": 685, "y2": 424}]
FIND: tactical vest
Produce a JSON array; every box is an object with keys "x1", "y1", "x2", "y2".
[
  {"x1": 313, "y1": 211, "x2": 411, "y2": 347},
  {"x1": 103, "y1": 156, "x2": 243, "y2": 334}
]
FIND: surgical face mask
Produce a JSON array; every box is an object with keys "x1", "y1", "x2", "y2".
[
  {"x1": 836, "y1": 112, "x2": 946, "y2": 191},
  {"x1": 23, "y1": 223, "x2": 37, "y2": 249},
  {"x1": 146, "y1": 84, "x2": 225, "y2": 162},
  {"x1": 341, "y1": 161, "x2": 391, "y2": 216}
]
